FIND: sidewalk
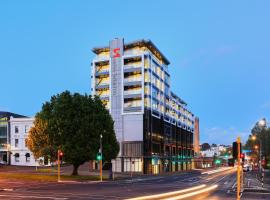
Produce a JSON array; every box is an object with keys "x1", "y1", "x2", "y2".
[{"x1": 243, "y1": 170, "x2": 270, "y2": 193}]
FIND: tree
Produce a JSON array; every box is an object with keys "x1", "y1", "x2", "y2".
[
  {"x1": 26, "y1": 117, "x2": 56, "y2": 162},
  {"x1": 26, "y1": 91, "x2": 119, "y2": 175},
  {"x1": 201, "y1": 143, "x2": 211, "y2": 151},
  {"x1": 245, "y1": 121, "x2": 270, "y2": 165}
]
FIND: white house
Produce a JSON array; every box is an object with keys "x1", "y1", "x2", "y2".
[{"x1": 9, "y1": 117, "x2": 43, "y2": 166}]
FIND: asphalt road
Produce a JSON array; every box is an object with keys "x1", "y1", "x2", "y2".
[{"x1": 0, "y1": 167, "x2": 269, "y2": 200}]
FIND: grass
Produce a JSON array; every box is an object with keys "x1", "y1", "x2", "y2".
[
  {"x1": 0, "y1": 172, "x2": 107, "y2": 182},
  {"x1": 37, "y1": 168, "x2": 58, "y2": 173}
]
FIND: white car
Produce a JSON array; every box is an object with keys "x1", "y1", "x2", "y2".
[{"x1": 243, "y1": 164, "x2": 252, "y2": 172}]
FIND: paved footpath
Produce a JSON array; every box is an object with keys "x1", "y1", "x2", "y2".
[{"x1": 242, "y1": 169, "x2": 270, "y2": 200}]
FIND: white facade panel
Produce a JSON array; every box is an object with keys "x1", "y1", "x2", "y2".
[{"x1": 123, "y1": 114, "x2": 143, "y2": 141}]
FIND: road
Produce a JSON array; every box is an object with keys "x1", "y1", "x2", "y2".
[{"x1": 0, "y1": 167, "x2": 269, "y2": 199}]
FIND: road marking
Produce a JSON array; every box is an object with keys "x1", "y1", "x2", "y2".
[{"x1": 125, "y1": 184, "x2": 206, "y2": 200}]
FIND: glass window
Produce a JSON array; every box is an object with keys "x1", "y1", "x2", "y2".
[
  {"x1": 144, "y1": 72, "x2": 150, "y2": 82},
  {"x1": 15, "y1": 139, "x2": 19, "y2": 148},
  {"x1": 15, "y1": 153, "x2": 20, "y2": 162},
  {"x1": 25, "y1": 125, "x2": 29, "y2": 133},
  {"x1": 152, "y1": 99, "x2": 158, "y2": 110},
  {"x1": 0, "y1": 126, "x2": 7, "y2": 137},
  {"x1": 25, "y1": 153, "x2": 30, "y2": 162},
  {"x1": 15, "y1": 126, "x2": 19, "y2": 133}
]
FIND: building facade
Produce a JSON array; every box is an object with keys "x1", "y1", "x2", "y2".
[
  {"x1": 9, "y1": 117, "x2": 40, "y2": 166},
  {"x1": 0, "y1": 112, "x2": 26, "y2": 164},
  {"x1": 91, "y1": 38, "x2": 195, "y2": 174}
]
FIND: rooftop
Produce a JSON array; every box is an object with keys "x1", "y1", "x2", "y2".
[
  {"x1": 92, "y1": 39, "x2": 170, "y2": 65},
  {"x1": 0, "y1": 111, "x2": 27, "y2": 119}
]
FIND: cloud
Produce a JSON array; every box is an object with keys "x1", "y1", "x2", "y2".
[{"x1": 201, "y1": 126, "x2": 250, "y2": 145}]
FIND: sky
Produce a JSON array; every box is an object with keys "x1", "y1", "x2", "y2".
[{"x1": 0, "y1": 0, "x2": 270, "y2": 145}]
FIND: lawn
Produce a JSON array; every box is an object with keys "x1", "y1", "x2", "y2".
[{"x1": 0, "y1": 172, "x2": 106, "y2": 182}]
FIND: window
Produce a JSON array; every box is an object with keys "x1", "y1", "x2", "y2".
[
  {"x1": 25, "y1": 153, "x2": 30, "y2": 162},
  {"x1": 15, "y1": 126, "x2": 19, "y2": 133},
  {"x1": 14, "y1": 153, "x2": 20, "y2": 162},
  {"x1": 15, "y1": 139, "x2": 19, "y2": 148},
  {"x1": 25, "y1": 125, "x2": 29, "y2": 133}
]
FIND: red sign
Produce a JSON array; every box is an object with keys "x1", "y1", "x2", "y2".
[{"x1": 113, "y1": 48, "x2": 120, "y2": 58}]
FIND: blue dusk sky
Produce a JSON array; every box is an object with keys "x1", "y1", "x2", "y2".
[{"x1": 0, "y1": 1, "x2": 269, "y2": 145}]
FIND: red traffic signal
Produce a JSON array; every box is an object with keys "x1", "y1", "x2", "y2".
[
  {"x1": 240, "y1": 153, "x2": 245, "y2": 159},
  {"x1": 58, "y1": 151, "x2": 64, "y2": 161}
]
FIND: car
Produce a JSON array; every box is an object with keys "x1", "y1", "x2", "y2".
[{"x1": 243, "y1": 164, "x2": 252, "y2": 172}]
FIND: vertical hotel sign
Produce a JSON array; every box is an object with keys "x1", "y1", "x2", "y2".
[
  {"x1": 110, "y1": 38, "x2": 123, "y2": 96},
  {"x1": 109, "y1": 38, "x2": 124, "y2": 142}
]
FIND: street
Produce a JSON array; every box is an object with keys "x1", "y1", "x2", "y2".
[{"x1": 1, "y1": 167, "x2": 268, "y2": 200}]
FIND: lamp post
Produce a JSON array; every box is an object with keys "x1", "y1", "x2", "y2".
[
  {"x1": 253, "y1": 118, "x2": 269, "y2": 187},
  {"x1": 100, "y1": 133, "x2": 103, "y2": 182}
]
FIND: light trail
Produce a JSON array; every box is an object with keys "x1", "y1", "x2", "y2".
[
  {"x1": 125, "y1": 184, "x2": 206, "y2": 200},
  {"x1": 162, "y1": 184, "x2": 218, "y2": 200},
  {"x1": 201, "y1": 167, "x2": 232, "y2": 175}
]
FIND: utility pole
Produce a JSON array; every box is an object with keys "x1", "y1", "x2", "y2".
[
  {"x1": 57, "y1": 149, "x2": 61, "y2": 182},
  {"x1": 237, "y1": 137, "x2": 241, "y2": 200},
  {"x1": 100, "y1": 134, "x2": 103, "y2": 182}
]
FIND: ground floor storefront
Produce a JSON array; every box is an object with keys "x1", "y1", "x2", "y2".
[{"x1": 111, "y1": 156, "x2": 194, "y2": 174}]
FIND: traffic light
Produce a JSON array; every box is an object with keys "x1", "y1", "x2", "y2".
[
  {"x1": 58, "y1": 151, "x2": 63, "y2": 161},
  {"x1": 215, "y1": 159, "x2": 221, "y2": 164},
  {"x1": 96, "y1": 152, "x2": 102, "y2": 161},
  {"x1": 240, "y1": 153, "x2": 245, "y2": 162},
  {"x1": 232, "y1": 142, "x2": 242, "y2": 159}
]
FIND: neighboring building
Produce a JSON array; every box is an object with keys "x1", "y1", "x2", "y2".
[
  {"x1": 194, "y1": 117, "x2": 200, "y2": 155},
  {"x1": 91, "y1": 38, "x2": 196, "y2": 174},
  {"x1": 200, "y1": 144, "x2": 227, "y2": 157},
  {"x1": 0, "y1": 111, "x2": 26, "y2": 164},
  {"x1": 9, "y1": 117, "x2": 40, "y2": 166}
]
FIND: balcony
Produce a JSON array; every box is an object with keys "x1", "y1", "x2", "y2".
[
  {"x1": 98, "y1": 94, "x2": 109, "y2": 100},
  {"x1": 123, "y1": 101, "x2": 142, "y2": 112},
  {"x1": 95, "y1": 69, "x2": 109, "y2": 77},
  {"x1": 123, "y1": 65, "x2": 142, "y2": 74},
  {"x1": 96, "y1": 82, "x2": 109, "y2": 89},
  {"x1": 124, "y1": 77, "x2": 142, "y2": 87},
  {"x1": 123, "y1": 90, "x2": 142, "y2": 99}
]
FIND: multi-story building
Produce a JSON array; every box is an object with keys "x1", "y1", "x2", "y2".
[
  {"x1": 91, "y1": 38, "x2": 195, "y2": 174},
  {"x1": 9, "y1": 117, "x2": 40, "y2": 166},
  {"x1": 0, "y1": 111, "x2": 26, "y2": 164}
]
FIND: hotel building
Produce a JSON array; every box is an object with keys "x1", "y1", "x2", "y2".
[{"x1": 91, "y1": 38, "x2": 195, "y2": 174}]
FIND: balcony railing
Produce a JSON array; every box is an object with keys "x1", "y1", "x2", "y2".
[
  {"x1": 124, "y1": 90, "x2": 142, "y2": 95},
  {"x1": 124, "y1": 77, "x2": 142, "y2": 83}
]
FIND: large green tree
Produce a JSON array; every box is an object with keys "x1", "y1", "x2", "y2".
[
  {"x1": 27, "y1": 91, "x2": 119, "y2": 175},
  {"x1": 245, "y1": 121, "x2": 270, "y2": 164}
]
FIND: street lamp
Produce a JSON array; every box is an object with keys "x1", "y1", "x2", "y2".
[
  {"x1": 253, "y1": 118, "x2": 268, "y2": 187},
  {"x1": 258, "y1": 118, "x2": 267, "y2": 127},
  {"x1": 99, "y1": 133, "x2": 103, "y2": 182}
]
